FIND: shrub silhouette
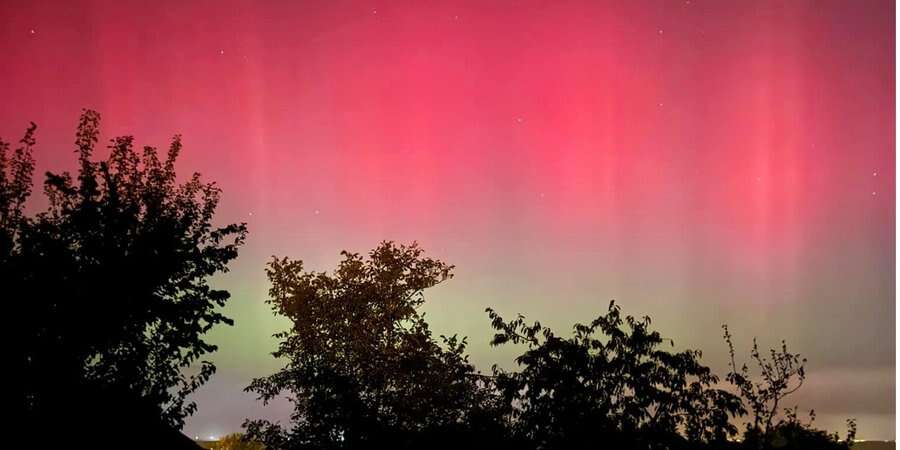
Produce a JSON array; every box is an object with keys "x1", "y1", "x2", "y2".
[
  {"x1": 4, "y1": 110, "x2": 246, "y2": 437},
  {"x1": 211, "y1": 433, "x2": 266, "y2": 450}
]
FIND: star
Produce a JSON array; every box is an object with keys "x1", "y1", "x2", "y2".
[
  {"x1": 372, "y1": 8, "x2": 377, "y2": 15},
  {"x1": 658, "y1": 29, "x2": 664, "y2": 35},
  {"x1": 29, "y1": 29, "x2": 36, "y2": 35},
  {"x1": 516, "y1": 117, "x2": 524, "y2": 123},
  {"x1": 872, "y1": 191, "x2": 877, "y2": 196},
  {"x1": 314, "y1": 209, "x2": 320, "y2": 215},
  {"x1": 873, "y1": 170, "x2": 878, "y2": 177},
  {"x1": 453, "y1": 15, "x2": 459, "y2": 20},
  {"x1": 219, "y1": 49, "x2": 225, "y2": 55}
]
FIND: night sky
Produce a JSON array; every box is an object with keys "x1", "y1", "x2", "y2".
[{"x1": 1, "y1": 0, "x2": 894, "y2": 441}]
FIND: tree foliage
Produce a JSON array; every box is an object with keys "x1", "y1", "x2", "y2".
[
  {"x1": 247, "y1": 242, "x2": 859, "y2": 450},
  {"x1": 6, "y1": 110, "x2": 246, "y2": 430},
  {"x1": 4, "y1": 111, "x2": 860, "y2": 450},
  {"x1": 487, "y1": 301, "x2": 744, "y2": 449},
  {"x1": 244, "y1": 242, "x2": 505, "y2": 449}
]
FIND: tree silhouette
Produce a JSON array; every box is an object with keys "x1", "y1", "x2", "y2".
[
  {"x1": 487, "y1": 301, "x2": 745, "y2": 449},
  {"x1": 723, "y1": 326, "x2": 856, "y2": 450},
  {"x1": 5, "y1": 110, "x2": 246, "y2": 434},
  {"x1": 4, "y1": 111, "x2": 864, "y2": 450},
  {"x1": 244, "y1": 242, "x2": 507, "y2": 449},
  {"x1": 245, "y1": 241, "x2": 862, "y2": 450}
]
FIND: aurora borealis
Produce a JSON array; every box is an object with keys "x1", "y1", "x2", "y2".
[{"x1": 0, "y1": 0, "x2": 894, "y2": 441}]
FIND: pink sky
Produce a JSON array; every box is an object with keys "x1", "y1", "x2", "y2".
[{"x1": 0, "y1": 0, "x2": 894, "y2": 440}]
